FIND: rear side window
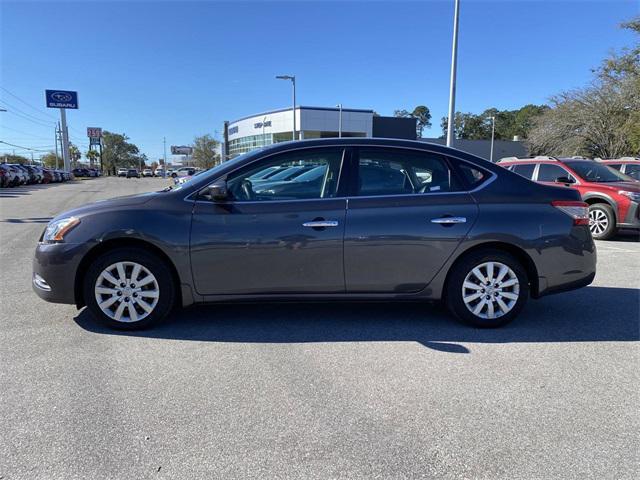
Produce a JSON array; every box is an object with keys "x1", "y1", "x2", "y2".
[
  {"x1": 607, "y1": 163, "x2": 622, "y2": 171},
  {"x1": 511, "y1": 163, "x2": 536, "y2": 179},
  {"x1": 356, "y1": 149, "x2": 461, "y2": 196},
  {"x1": 537, "y1": 164, "x2": 572, "y2": 182},
  {"x1": 456, "y1": 162, "x2": 488, "y2": 189}
]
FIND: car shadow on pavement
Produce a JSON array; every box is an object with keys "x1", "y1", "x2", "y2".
[
  {"x1": 73, "y1": 286, "x2": 639, "y2": 353},
  {"x1": 0, "y1": 183, "x2": 66, "y2": 197}
]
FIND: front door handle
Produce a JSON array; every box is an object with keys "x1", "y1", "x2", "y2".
[
  {"x1": 302, "y1": 220, "x2": 339, "y2": 228},
  {"x1": 431, "y1": 216, "x2": 467, "y2": 224}
]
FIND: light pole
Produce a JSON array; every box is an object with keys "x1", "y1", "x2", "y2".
[
  {"x1": 336, "y1": 104, "x2": 343, "y2": 138},
  {"x1": 446, "y1": 0, "x2": 461, "y2": 148},
  {"x1": 489, "y1": 116, "x2": 496, "y2": 162},
  {"x1": 276, "y1": 75, "x2": 296, "y2": 140}
]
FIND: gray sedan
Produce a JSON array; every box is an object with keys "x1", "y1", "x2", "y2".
[{"x1": 33, "y1": 138, "x2": 596, "y2": 329}]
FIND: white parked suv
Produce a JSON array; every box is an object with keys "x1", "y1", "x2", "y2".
[{"x1": 142, "y1": 168, "x2": 153, "y2": 177}]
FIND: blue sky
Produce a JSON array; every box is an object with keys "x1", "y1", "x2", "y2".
[{"x1": 1, "y1": 0, "x2": 638, "y2": 162}]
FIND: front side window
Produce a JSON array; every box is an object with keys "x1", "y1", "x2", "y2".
[
  {"x1": 564, "y1": 161, "x2": 630, "y2": 183},
  {"x1": 356, "y1": 149, "x2": 460, "y2": 196},
  {"x1": 623, "y1": 164, "x2": 640, "y2": 180},
  {"x1": 225, "y1": 148, "x2": 344, "y2": 201},
  {"x1": 537, "y1": 164, "x2": 573, "y2": 182}
]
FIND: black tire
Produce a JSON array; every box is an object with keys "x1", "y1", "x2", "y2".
[
  {"x1": 83, "y1": 247, "x2": 176, "y2": 330},
  {"x1": 445, "y1": 249, "x2": 529, "y2": 328},
  {"x1": 588, "y1": 203, "x2": 617, "y2": 240}
]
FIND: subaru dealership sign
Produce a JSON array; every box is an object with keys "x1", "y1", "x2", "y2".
[{"x1": 45, "y1": 90, "x2": 78, "y2": 109}]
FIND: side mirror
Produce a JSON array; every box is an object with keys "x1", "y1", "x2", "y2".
[
  {"x1": 555, "y1": 176, "x2": 574, "y2": 184},
  {"x1": 208, "y1": 180, "x2": 228, "y2": 201}
]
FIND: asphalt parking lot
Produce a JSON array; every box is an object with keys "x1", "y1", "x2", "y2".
[{"x1": 1, "y1": 177, "x2": 638, "y2": 479}]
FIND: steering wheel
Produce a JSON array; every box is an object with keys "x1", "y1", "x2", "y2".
[{"x1": 241, "y1": 179, "x2": 255, "y2": 200}]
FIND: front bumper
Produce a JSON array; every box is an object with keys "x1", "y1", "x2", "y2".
[
  {"x1": 32, "y1": 242, "x2": 92, "y2": 305},
  {"x1": 619, "y1": 201, "x2": 640, "y2": 229}
]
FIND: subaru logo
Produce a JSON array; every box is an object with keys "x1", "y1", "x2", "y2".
[{"x1": 51, "y1": 92, "x2": 73, "y2": 102}]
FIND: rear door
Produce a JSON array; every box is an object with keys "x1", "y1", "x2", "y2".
[{"x1": 343, "y1": 147, "x2": 480, "y2": 293}]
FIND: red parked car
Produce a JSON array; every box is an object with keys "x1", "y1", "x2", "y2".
[
  {"x1": 599, "y1": 158, "x2": 640, "y2": 181},
  {"x1": 499, "y1": 157, "x2": 640, "y2": 240}
]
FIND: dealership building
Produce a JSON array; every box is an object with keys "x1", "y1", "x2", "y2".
[{"x1": 224, "y1": 106, "x2": 416, "y2": 157}]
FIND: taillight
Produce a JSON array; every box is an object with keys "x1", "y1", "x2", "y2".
[{"x1": 552, "y1": 200, "x2": 589, "y2": 226}]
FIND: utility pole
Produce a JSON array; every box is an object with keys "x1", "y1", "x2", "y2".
[
  {"x1": 60, "y1": 108, "x2": 71, "y2": 171},
  {"x1": 446, "y1": 0, "x2": 461, "y2": 148},
  {"x1": 489, "y1": 116, "x2": 496, "y2": 162},
  {"x1": 54, "y1": 125, "x2": 59, "y2": 169},
  {"x1": 163, "y1": 137, "x2": 167, "y2": 178}
]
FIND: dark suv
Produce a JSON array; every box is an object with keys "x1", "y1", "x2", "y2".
[
  {"x1": 499, "y1": 157, "x2": 640, "y2": 240},
  {"x1": 33, "y1": 139, "x2": 595, "y2": 330}
]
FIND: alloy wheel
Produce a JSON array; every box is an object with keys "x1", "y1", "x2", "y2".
[
  {"x1": 94, "y1": 261, "x2": 160, "y2": 323},
  {"x1": 589, "y1": 209, "x2": 608, "y2": 236},
  {"x1": 462, "y1": 261, "x2": 520, "y2": 320}
]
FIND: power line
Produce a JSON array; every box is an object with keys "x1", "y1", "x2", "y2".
[
  {"x1": 0, "y1": 98, "x2": 56, "y2": 126},
  {"x1": 0, "y1": 140, "x2": 55, "y2": 152},
  {"x1": 0, "y1": 125, "x2": 53, "y2": 141},
  {"x1": 0, "y1": 87, "x2": 58, "y2": 121},
  {"x1": 2, "y1": 108, "x2": 55, "y2": 129}
]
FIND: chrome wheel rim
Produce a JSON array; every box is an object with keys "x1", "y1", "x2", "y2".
[
  {"x1": 589, "y1": 209, "x2": 608, "y2": 236},
  {"x1": 462, "y1": 261, "x2": 520, "y2": 320},
  {"x1": 94, "y1": 261, "x2": 159, "y2": 323}
]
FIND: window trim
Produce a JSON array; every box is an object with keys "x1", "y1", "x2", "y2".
[{"x1": 186, "y1": 143, "x2": 496, "y2": 204}]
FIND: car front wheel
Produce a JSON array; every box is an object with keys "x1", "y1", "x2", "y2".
[
  {"x1": 83, "y1": 247, "x2": 176, "y2": 329},
  {"x1": 446, "y1": 250, "x2": 529, "y2": 328},
  {"x1": 588, "y1": 204, "x2": 617, "y2": 240}
]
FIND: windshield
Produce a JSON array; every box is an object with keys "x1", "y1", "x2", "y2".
[{"x1": 565, "y1": 161, "x2": 633, "y2": 182}]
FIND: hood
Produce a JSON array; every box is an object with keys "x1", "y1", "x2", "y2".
[
  {"x1": 595, "y1": 181, "x2": 640, "y2": 192},
  {"x1": 52, "y1": 191, "x2": 158, "y2": 220}
]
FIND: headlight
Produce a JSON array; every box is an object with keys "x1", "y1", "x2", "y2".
[
  {"x1": 43, "y1": 217, "x2": 80, "y2": 242},
  {"x1": 618, "y1": 190, "x2": 640, "y2": 202}
]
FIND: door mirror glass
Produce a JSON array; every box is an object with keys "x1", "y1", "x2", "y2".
[
  {"x1": 555, "y1": 176, "x2": 574, "y2": 184},
  {"x1": 209, "y1": 180, "x2": 228, "y2": 201}
]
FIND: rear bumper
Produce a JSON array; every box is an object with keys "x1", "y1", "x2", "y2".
[{"x1": 537, "y1": 271, "x2": 595, "y2": 298}]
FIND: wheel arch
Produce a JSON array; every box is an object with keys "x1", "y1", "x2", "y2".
[
  {"x1": 583, "y1": 194, "x2": 618, "y2": 222},
  {"x1": 74, "y1": 238, "x2": 182, "y2": 308},
  {"x1": 443, "y1": 241, "x2": 540, "y2": 298}
]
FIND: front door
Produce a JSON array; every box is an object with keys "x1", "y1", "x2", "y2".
[
  {"x1": 190, "y1": 147, "x2": 347, "y2": 295},
  {"x1": 344, "y1": 147, "x2": 479, "y2": 293}
]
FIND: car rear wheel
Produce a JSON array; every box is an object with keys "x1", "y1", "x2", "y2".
[
  {"x1": 588, "y1": 204, "x2": 617, "y2": 240},
  {"x1": 83, "y1": 248, "x2": 176, "y2": 330},
  {"x1": 446, "y1": 250, "x2": 529, "y2": 328}
]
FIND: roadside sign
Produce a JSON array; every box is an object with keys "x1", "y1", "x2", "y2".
[
  {"x1": 90, "y1": 137, "x2": 101, "y2": 145},
  {"x1": 171, "y1": 146, "x2": 193, "y2": 155},
  {"x1": 45, "y1": 90, "x2": 78, "y2": 109},
  {"x1": 87, "y1": 127, "x2": 102, "y2": 138}
]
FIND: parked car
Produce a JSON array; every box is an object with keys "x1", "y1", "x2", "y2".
[
  {"x1": 166, "y1": 168, "x2": 176, "y2": 177},
  {"x1": 498, "y1": 157, "x2": 640, "y2": 240},
  {"x1": 117, "y1": 168, "x2": 128, "y2": 177},
  {"x1": 126, "y1": 169, "x2": 140, "y2": 178},
  {"x1": 600, "y1": 158, "x2": 640, "y2": 181},
  {"x1": 1, "y1": 164, "x2": 21, "y2": 186},
  {"x1": 33, "y1": 138, "x2": 595, "y2": 330},
  {"x1": 0, "y1": 165, "x2": 8, "y2": 187},
  {"x1": 154, "y1": 167, "x2": 164, "y2": 177},
  {"x1": 142, "y1": 168, "x2": 153, "y2": 177}
]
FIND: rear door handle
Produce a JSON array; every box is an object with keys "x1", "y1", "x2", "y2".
[
  {"x1": 303, "y1": 220, "x2": 339, "y2": 228},
  {"x1": 431, "y1": 216, "x2": 466, "y2": 224}
]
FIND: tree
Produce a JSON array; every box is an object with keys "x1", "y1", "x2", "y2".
[
  {"x1": 86, "y1": 149, "x2": 99, "y2": 167},
  {"x1": 41, "y1": 152, "x2": 62, "y2": 168},
  {"x1": 394, "y1": 106, "x2": 432, "y2": 138},
  {"x1": 68, "y1": 143, "x2": 81, "y2": 166},
  {"x1": 101, "y1": 131, "x2": 142, "y2": 174},
  {"x1": 192, "y1": 134, "x2": 220, "y2": 169},
  {"x1": 1, "y1": 154, "x2": 29, "y2": 164},
  {"x1": 528, "y1": 16, "x2": 639, "y2": 157}
]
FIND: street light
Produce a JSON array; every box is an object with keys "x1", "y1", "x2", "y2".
[
  {"x1": 446, "y1": 0, "x2": 461, "y2": 148},
  {"x1": 336, "y1": 104, "x2": 342, "y2": 138},
  {"x1": 276, "y1": 75, "x2": 296, "y2": 140},
  {"x1": 489, "y1": 116, "x2": 496, "y2": 162}
]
